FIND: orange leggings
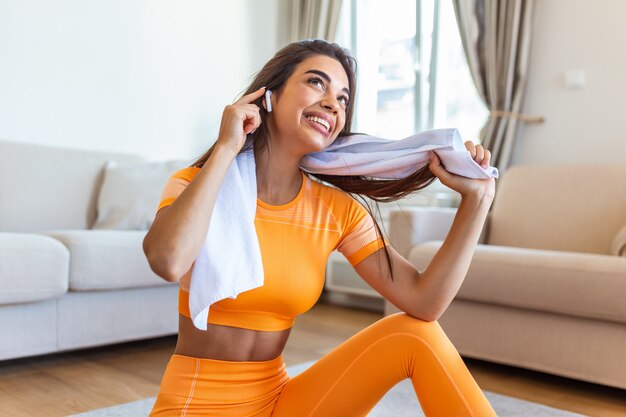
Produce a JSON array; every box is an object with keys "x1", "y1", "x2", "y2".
[{"x1": 150, "y1": 313, "x2": 497, "y2": 417}]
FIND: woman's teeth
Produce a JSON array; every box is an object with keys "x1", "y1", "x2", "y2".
[{"x1": 305, "y1": 116, "x2": 330, "y2": 132}]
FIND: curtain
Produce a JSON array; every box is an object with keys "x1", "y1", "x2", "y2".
[
  {"x1": 290, "y1": 0, "x2": 344, "y2": 42},
  {"x1": 453, "y1": 0, "x2": 543, "y2": 174}
]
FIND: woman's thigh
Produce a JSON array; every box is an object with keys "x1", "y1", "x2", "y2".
[{"x1": 271, "y1": 313, "x2": 495, "y2": 417}]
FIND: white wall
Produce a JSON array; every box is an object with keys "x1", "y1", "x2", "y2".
[
  {"x1": 2, "y1": 0, "x2": 624, "y2": 165},
  {"x1": 0, "y1": 0, "x2": 285, "y2": 161},
  {"x1": 513, "y1": 0, "x2": 626, "y2": 166}
]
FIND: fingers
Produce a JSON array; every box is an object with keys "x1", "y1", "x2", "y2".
[
  {"x1": 240, "y1": 104, "x2": 262, "y2": 134},
  {"x1": 231, "y1": 87, "x2": 266, "y2": 135},
  {"x1": 429, "y1": 152, "x2": 450, "y2": 180},
  {"x1": 465, "y1": 141, "x2": 476, "y2": 157},
  {"x1": 482, "y1": 149, "x2": 491, "y2": 168},
  {"x1": 474, "y1": 144, "x2": 484, "y2": 161},
  {"x1": 235, "y1": 86, "x2": 267, "y2": 105},
  {"x1": 465, "y1": 141, "x2": 491, "y2": 169}
]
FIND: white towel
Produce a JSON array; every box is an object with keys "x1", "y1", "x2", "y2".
[
  {"x1": 188, "y1": 150, "x2": 263, "y2": 330},
  {"x1": 189, "y1": 128, "x2": 498, "y2": 330},
  {"x1": 301, "y1": 128, "x2": 498, "y2": 179}
]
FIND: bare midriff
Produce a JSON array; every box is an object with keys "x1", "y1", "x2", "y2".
[{"x1": 174, "y1": 314, "x2": 292, "y2": 362}]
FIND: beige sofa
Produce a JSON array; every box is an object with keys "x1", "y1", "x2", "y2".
[
  {"x1": 385, "y1": 164, "x2": 626, "y2": 390},
  {"x1": 0, "y1": 140, "x2": 179, "y2": 361}
]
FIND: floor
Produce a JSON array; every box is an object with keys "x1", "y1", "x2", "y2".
[{"x1": 0, "y1": 302, "x2": 625, "y2": 417}]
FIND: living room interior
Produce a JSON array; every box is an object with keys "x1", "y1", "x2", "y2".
[{"x1": 1, "y1": 0, "x2": 625, "y2": 416}]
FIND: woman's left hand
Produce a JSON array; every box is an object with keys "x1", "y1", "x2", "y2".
[{"x1": 428, "y1": 141, "x2": 496, "y2": 200}]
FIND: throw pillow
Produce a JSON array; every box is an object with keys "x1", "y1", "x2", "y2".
[
  {"x1": 610, "y1": 225, "x2": 626, "y2": 257},
  {"x1": 93, "y1": 159, "x2": 189, "y2": 230}
]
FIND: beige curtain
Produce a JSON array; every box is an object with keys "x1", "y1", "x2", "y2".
[
  {"x1": 453, "y1": 0, "x2": 542, "y2": 173},
  {"x1": 290, "y1": 0, "x2": 344, "y2": 42}
]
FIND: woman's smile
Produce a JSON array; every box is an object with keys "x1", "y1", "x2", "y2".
[{"x1": 303, "y1": 114, "x2": 331, "y2": 137}]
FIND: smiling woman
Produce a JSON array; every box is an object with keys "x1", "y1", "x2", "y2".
[
  {"x1": 264, "y1": 55, "x2": 349, "y2": 153},
  {"x1": 143, "y1": 39, "x2": 497, "y2": 417}
]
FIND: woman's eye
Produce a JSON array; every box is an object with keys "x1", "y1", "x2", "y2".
[
  {"x1": 308, "y1": 77, "x2": 349, "y2": 106},
  {"x1": 308, "y1": 77, "x2": 325, "y2": 89}
]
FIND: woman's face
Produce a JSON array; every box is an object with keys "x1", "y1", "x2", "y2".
[{"x1": 269, "y1": 55, "x2": 350, "y2": 154}]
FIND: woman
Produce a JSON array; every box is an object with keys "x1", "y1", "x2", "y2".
[{"x1": 143, "y1": 39, "x2": 496, "y2": 417}]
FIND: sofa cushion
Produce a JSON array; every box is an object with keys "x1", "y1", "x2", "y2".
[
  {"x1": 488, "y1": 165, "x2": 626, "y2": 255},
  {"x1": 611, "y1": 225, "x2": 626, "y2": 257},
  {"x1": 92, "y1": 159, "x2": 189, "y2": 230},
  {"x1": 0, "y1": 233, "x2": 69, "y2": 305},
  {"x1": 43, "y1": 230, "x2": 174, "y2": 291},
  {"x1": 0, "y1": 139, "x2": 145, "y2": 232},
  {"x1": 409, "y1": 241, "x2": 626, "y2": 324}
]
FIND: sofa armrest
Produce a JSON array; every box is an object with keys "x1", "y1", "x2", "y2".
[
  {"x1": 0, "y1": 232, "x2": 69, "y2": 304},
  {"x1": 389, "y1": 207, "x2": 457, "y2": 258},
  {"x1": 389, "y1": 207, "x2": 491, "y2": 258}
]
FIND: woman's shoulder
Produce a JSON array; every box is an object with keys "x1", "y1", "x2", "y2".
[
  {"x1": 305, "y1": 173, "x2": 359, "y2": 207},
  {"x1": 169, "y1": 166, "x2": 201, "y2": 182}
]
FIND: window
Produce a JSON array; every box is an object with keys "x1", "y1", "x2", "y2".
[{"x1": 336, "y1": 0, "x2": 488, "y2": 142}]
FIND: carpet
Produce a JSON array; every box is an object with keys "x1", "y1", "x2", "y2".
[{"x1": 68, "y1": 361, "x2": 588, "y2": 417}]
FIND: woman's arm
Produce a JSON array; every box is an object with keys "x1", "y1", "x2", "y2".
[
  {"x1": 143, "y1": 87, "x2": 267, "y2": 282},
  {"x1": 354, "y1": 143, "x2": 495, "y2": 321},
  {"x1": 143, "y1": 145, "x2": 237, "y2": 282},
  {"x1": 354, "y1": 191, "x2": 492, "y2": 321},
  {"x1": 413, "y1": 191, "x2": 493, "y2": 319}
]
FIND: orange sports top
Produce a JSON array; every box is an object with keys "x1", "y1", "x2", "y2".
[{"x1": 157, "y1": 167, "x2": 387, "y2": 332}]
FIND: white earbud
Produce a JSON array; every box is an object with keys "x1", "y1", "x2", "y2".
[{"x1": 265, "y1": 89, "x2": 273, "y2": 113}]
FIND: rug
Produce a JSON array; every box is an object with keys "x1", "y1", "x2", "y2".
[{"x1": 68, "y1": 361, "x2": 588, "y2": 417}]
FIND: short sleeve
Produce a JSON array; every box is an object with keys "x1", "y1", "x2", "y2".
[
  {"x1": 157, "y1": 167, "x2": 200, "y2": 212},
  {"x1": 336, "y1": 198, "x2": 389, "y2": 267}
]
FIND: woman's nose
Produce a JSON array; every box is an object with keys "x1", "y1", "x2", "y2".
[{"x1": 321, "y1": 97, "x2": 339, "y2": 112}]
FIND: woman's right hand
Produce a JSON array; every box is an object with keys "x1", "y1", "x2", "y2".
[{"x1": 215, "y1": 86, "x2": 267, "y2": 156}]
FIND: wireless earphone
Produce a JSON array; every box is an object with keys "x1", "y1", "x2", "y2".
[{"x1": 265, "y1": 89, "x2": 273, "y2": 113}]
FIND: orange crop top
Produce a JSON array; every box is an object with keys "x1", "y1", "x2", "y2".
[{"x1": 157, "y1": 167, "x2": 387, "y2": 331}]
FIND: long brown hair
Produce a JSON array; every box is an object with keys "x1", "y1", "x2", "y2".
[{"x1": 191, "y1": 39, "x2": 436, "y2": 281}]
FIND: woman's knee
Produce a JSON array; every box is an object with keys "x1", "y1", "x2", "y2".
[{"x1": 378, "y1": 311, "x2": 444, "y2": 337}]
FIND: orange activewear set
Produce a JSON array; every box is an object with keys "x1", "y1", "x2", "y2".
[{"x1": 150, "y1": 167, "x2": 496, "y2": 417}]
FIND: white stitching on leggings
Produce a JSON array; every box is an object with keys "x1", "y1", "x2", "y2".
[{"x1": 180, "y1": 359, "x2": 200, "y2": 417}]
